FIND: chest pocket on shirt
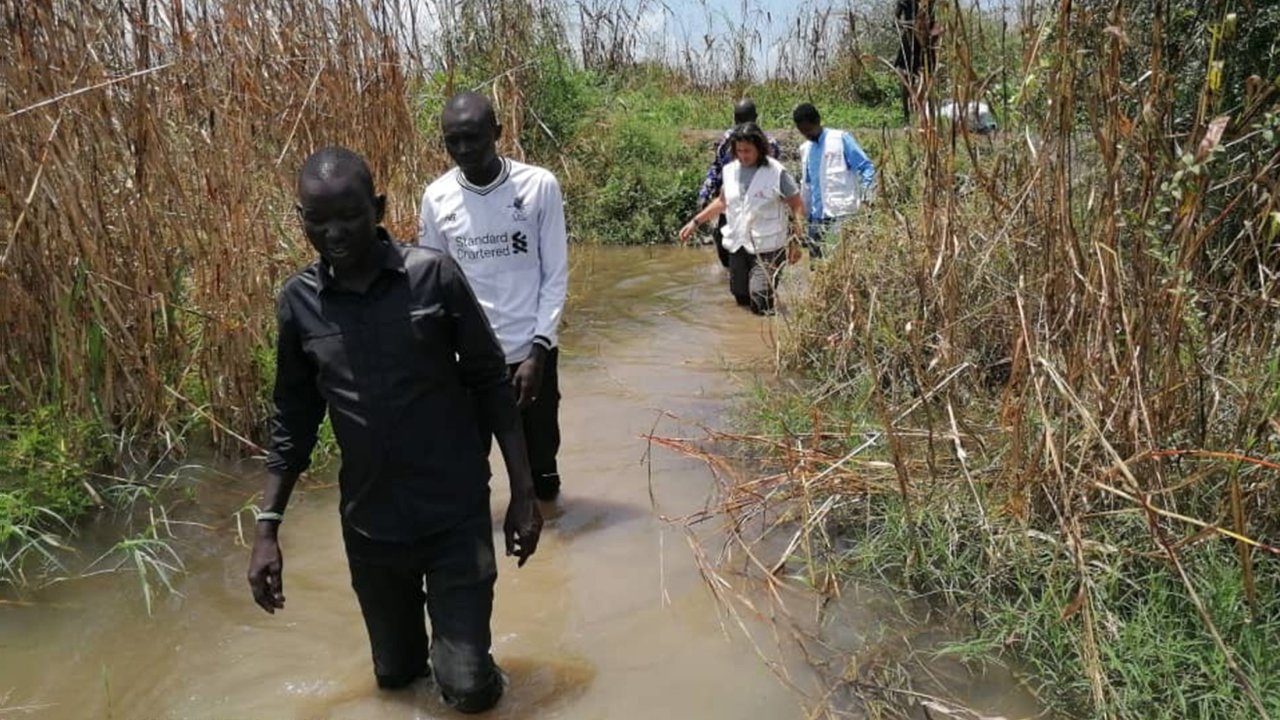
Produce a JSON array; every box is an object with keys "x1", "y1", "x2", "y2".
[
  {"x1": 407, "y1": 305, "x2": 454, "y2": 351},
  {"x1": 301, "y1": 330, "x2": 354, "y2": 385},
  {"x1": 406, "y1": 306, "x2": 462, "y2": 391}
]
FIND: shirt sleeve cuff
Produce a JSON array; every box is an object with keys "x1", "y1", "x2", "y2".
[{"x1": 533, "y1": 335, "x2": 554, "y2": 350}]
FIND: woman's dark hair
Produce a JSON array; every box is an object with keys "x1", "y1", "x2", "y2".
[{"x1": 728, "y1": 122, "x2": 771, "y2": 167}]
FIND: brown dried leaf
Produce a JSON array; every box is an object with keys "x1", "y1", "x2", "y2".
[
  {"x1": 1103, "y1": 25, "x2": 1129, "y2": 44},
  {"x1": 1196, "y1": 115, "x2": 1231, "y2": 161},
  {"x1": 1060, "y1": 584, "x2": 1086, "y2": 621}
]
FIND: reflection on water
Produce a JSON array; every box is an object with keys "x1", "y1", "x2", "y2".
[
  {"x1": 815, "y1": 584, "x2": 1048, "y2": 719},
  {"x1": 292, "y1": 655, "x2": 596, "y2": 720}
]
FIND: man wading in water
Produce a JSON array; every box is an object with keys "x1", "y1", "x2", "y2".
[
  {"x1": 419, "y1": 92, "x2": 569, "y2": 503},
  {"x1": 248, "y1": 147, "x2": 542, "y2": 713}
]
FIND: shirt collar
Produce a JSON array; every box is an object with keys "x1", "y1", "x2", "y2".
[
  {"x1": 457, "y1": 157, "x2": 511, "y2": 195},
  {"x1": 315, "y1": 228, "x2": 405, "y2": 293}
]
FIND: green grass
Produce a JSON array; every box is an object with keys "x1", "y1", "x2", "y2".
[
  {"x1": 414, "y1": 59, "x2": 905, "y2": 246},
  {"x1": 738, "y1": 373, "x2": 1280, "y2": 719},
  {"x1": 0, "y1": 399, "x2": 262, "y2": 593},
  {"x1": 86, "y1": 520, "x2": 185, "y2": 616},
  {"x1": 553, "y1": 73, "x2": 907, "y2": 245},
  {"x1": 0, "y1": 403, "x2": 105, "y2": 583},
  {"x1": 833, "y1": 491, "x2": 1280, "y2": 719},
  {"x1": 0, "y1": 491, "x2": 73, "y2": 585},
  {"x1": 603, "y1": 71, "x2": 904, "y2": 132},
  {"x1": 0, "y1": 404, "x2": 104, "y2": 516}
]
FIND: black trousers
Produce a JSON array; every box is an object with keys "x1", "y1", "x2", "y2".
[
  {"x1": 728, "y1": 248, "x2": 786, "y2": 314},
  {"x1": 343, "y1": 513, "x2": 503, "y2": 713},
  {"x1": 712, "y1": 215, "x2": 731, "y2": 269},
  {"x1": 481, "y1": 347, "x2": 562, "y2": 496},
  {"x1": 805, "y1": 217, "x2": 843, "y2": 259}
]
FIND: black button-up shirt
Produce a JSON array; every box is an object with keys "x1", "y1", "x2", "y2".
[{"x1": 266, "y1": 231, "x2": 520, "y2": 541}]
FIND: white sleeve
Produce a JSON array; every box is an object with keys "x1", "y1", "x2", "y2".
[
  {"x1": 417, "y1": 188, "x2": 447, "y2": 252},
  {"x1": 534, "y1": 172, "x2": 569, "y2": 348},
  {"x1": 797, "y1": 141, "x2": 812, "y2": 211}
]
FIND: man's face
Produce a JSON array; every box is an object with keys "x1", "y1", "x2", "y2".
[
  {"x1": 296, "y1": 174, "x2": 381, "y2": 273},
  {"x1": 795, "y1": 121, "x2": 821, "y2": 142},
  {"x1": 442, "y1": 109, "x2": 500, "y2": 176}
]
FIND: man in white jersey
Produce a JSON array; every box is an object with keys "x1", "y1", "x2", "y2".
[{"x1": 419, "y1": 92, "x2": 569, "y2": 502}]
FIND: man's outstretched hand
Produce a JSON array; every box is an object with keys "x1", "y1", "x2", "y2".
[
  {"x1": 248, "y1": 529, "x2": 285, "y2": 613},
  {"x1": 504, "y1": 494, "x2": 543, "y2": 567}
]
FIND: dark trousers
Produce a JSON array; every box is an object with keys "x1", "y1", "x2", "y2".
[
  {"x1": 805, "y1": 217, "x2": 843, "y2": 259},
  {"x1": 712, "y1": 215, "x2": 731, "y2": 269},
  {"x1": 728, "y1": 248, "x2": 787, "y2": 314},
  {"x1": 343, "y1": 513, "x2": 503, "y2": 713},
  {"x1": 481, "y1": 347, "x2": 562, "y2": 496}
]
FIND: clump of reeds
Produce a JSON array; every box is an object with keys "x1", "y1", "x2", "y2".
[
  {"x1": 672, "y1": 1, "x2": 1280, "y2": 717},
  {"x1": 0, "y1": 0, "x2": 434, "y2": 459},
  {"x1": 0, "y1": 0, "x2": 446, "y2": 590}
]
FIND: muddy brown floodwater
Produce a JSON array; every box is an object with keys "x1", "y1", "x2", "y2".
[
  {"x1": 0, "y1": 246, "x2": 1044, "y2": 719},
  {"x1": 0, "y1": 246, "x2": 808, "y2": 719}
]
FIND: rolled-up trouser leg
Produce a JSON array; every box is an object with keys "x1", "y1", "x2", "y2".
[{"x1": 426, "y1": 513, "x2": 503, "y2": 714}]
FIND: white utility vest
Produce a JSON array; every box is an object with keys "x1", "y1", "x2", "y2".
[
  {"x1": 800, "y1": 129, "x2": 862, "y2": 218},
  {"x1": 720, "y1": 157, "x2": 789, "y2": 255}
]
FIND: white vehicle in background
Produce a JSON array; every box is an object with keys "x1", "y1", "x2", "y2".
[{"x1": 939, "y1": 100, "x2": 998, "y2": 134}]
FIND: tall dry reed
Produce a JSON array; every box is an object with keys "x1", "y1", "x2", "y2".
[
  {"x1": 1, "y1": 0, "x2": 434, "y2": 455},
  {"x1": 741, "y1": 0, "x2": 1280, "y2": 714}
]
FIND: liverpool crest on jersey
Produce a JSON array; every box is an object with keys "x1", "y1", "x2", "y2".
[{"x1": 510, "y1": 195, "x2": 528, "y2": 221}]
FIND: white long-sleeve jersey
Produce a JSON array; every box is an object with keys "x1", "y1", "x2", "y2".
[{"x1": 418, "y1": 158, "x2": 569, "y2": 365}]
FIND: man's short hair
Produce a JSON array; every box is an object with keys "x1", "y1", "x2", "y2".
[
  {"x1": 733, "y1": 98, "x2": 758, "y2": 124},
  {"x1": 792, "y1": 103, "x2": 821, "y2": 125},
  {"x1": 443, "y1": 91, "x2": 499, "y2": 128},
  {"x1": 299, "y1": 146, "x2": 375, "y2": 198}
]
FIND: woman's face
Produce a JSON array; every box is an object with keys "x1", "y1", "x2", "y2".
[{"x1": 733, "y1": 140, "x2": 760, "y2": 167}]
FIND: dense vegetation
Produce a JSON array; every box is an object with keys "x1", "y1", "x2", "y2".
[
  {"x1": 0, "y1": 0, "x2": 905, "y2": 581},
  {"x1": 732, "y1": 2, "x2": 1280, "y2": 718},
  {"x1": 3, "y1": 0, "x2": 1279, "y2": 717}
]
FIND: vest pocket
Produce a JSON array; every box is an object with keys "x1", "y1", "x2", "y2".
[{"x1": 755, "y1": 203, "x2": 783, "y2": 220}]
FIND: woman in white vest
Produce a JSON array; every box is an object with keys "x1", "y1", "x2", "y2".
[{"x1": 679, "y1": 123, "x2": 805, "y2": 315}]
